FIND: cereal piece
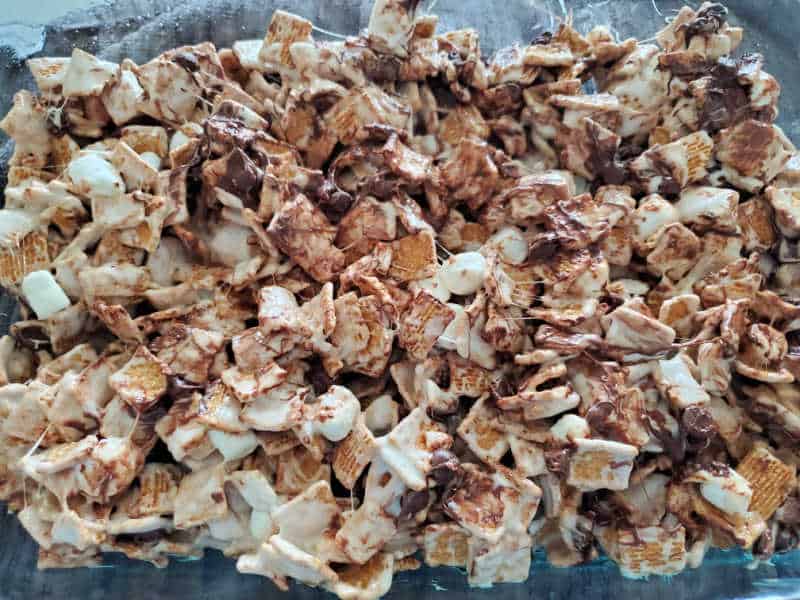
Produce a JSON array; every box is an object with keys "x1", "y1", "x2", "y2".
[
  {"x1": 333, "y1": 415, "x2": 377, "y2": 489},
  {"x1": 654, "y1": 353, "x2": 710, "y2": 409},
  {"x1": 398, "y1": 291, "x2": 455, "y2": 361},
  {"x1": 258, "y1": 10, "x2": 313, "y2": 72},
  {"x1": 599, "y1": 522, "x2": 687, "y2": 578},
  {"x1": 237, "y1": 535, "x2": 338, "y2": 591},
  {"x1": 334, "y1": 457, "x2": 403, "y2": 564},
  {"x1": 130, "y1": 463, "x2": 182, "y2": 518},
  {"x1": 109, "y1": 346, "x2": 171, "y2": 411},
  {"x1": 268, "y1": 194, "x2": 345, "y2": 283},
  {"x1": 173, "y1": 464, "x2": 228, "y2": 529},
  {"x1": 736, "y1": 445, "x2": 797, "y2": 521},
  {"x1": 0, "y1": 231, "x2": 50, "y2": 287},
  {"x1": 422, "y1": 523, "x2": 469, "y2": 567},
  {"x1": 274, "y1": 445, "x2": 331, "y2": 496},
  {"x1": 466, "y1": 534, "x2": 533, "y2": 587},
  {"x1": 630, "y1": 131, "x2": 714, "y2": 193},
  {"x1": 567, "y1": 438, "x2": 638, "y2": 491},
  {"x1": 325, "y1": 87, "x2": 411, "y2": 145},
  {"x1": 376, "y1": 407, "x2": 451, "y2": 490},
  {"x1": 457, "y1": 396, "x2": 509, "y2": 465},
  {"x1": 444, "y1": 464, "x2": 541, "y2": 544},
  {"x1": 717, "y1": 120, "x2": 791, "y2": 192},
  {"x1": 387, "y1": 231, "x2": 437, "y2": 283},
  {"x1": 62, "y1": 48, "x2": 118, "y2": 97}
]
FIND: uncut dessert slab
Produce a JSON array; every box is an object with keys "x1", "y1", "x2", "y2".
[{"x1": 3, "y1": 1, "x2": 791, "y2": 590}]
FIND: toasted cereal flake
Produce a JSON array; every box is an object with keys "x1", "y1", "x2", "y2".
[
  {"x1": 567, "y1": 438, "x2": 638, "y2": 491},
  {"x1": 274, "y1": 445, "x2": 331, "y2": 496},
  {"x1": 268, "y1": 194, "x2": 345, "y2": 283},
  {"x1": 445, "y1": 464, "x2": 541, "y2": 544},
  {"x1": 600, "y1": 523, "x2": 686, "y2": 578},
  {"x1": 109, "y1": 346, "x2": 171, "y2": 411},
  {"x1": 457, "y1": 396, "x2": 510, "y2": 465},
  {"x1": 173, "y1": 464, "x2": 228, "y2": 529},
  {"x1": 256, "y1": 430, "x2": 302, "y2": 456},
  {"x1": 62, "y1": 48, "x2": 118, "y2": 97},
  {"x1": 376, "y1": 407, "x2": 450, "y2": 490},
  {"x1": 387, "y1": 231, "x2": 437, "y2": 283},
  {"x1": 130, "y1": 463, "x2": 182, "y2": 517},
  {"x1": 325, "y1": 87, "x2": 411, "y2": 145},
  {"x1": 333, "y1": 414, "x2": 378, "y2": 489},
  {"x1": 259, "y1": 10, "x2": 313, "y2": 71},
  {"x1": 0, "y1": 231, "x2": 50, "y2": 287},
  {"x1": 422, "y1": 523, "x2": 470, "y2": 567},
  {"x1": 398, "y1": 291, "x2": 455, "y2": 361},
  {"x1": 467, "y1": 534, "x2": 533, "y2": 587},
  {"x1": 327, "y1": 552, "x2": 395, "y2": 600},
  {"x1": 736, "y1": 445, "x2": 797, "y2": 521}
]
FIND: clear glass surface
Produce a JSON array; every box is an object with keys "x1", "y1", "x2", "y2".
[{"x1": 2, "y1": 1, "x2": 800, "y2": 598}]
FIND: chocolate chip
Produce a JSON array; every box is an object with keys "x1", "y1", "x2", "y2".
[
  {"x1": 698, "y1": 81, "x2": 748, "y2": 133},
  {"x1": 429, "y1": 449, "x2": 461, "y2": 487},
  {"x1": 363, "y1": 53, "x2": 401, "y2": 83},
  {"x1": 658, "y1": 53, "x2": 713, "y2": 78},
  {"x1": 218, "y1": 147, "x2": 261, "y2": 196},
  {"x1": 398, "y1": 489, "x2": 430, "y2": 520},
  {"x1": 316, "y1": 180, "x2": 354, "y2": 223},
  {"x1": 586, "y1": 401, "x2": 617, "y2": 435},
  {"x1": 474, "y1": 83, "x2": 523, "y2": 117},
  {"x1": 657, "y1": 176, "x2": 681, "y2": 197},
  {"x1": 585, "y1": 120, "x2": 627, "y2": 185},
  {"x1": 754, "y1": 526, "x2": 775, "y2": 560},
  {"x1": 545, "y1": 446, "x2": 572, "y2": 475},
  {"x1": 682, "y1": 405, "x2": 718, "y2": 441},
  {"x1": 645, "y1": 409, "x2": 685, "y2": 463},
  {"x1": 489, "y1": 379, "x2": 515, "y2": 401},
  {"x1": 360, "y1": 172, "x2": 398, "y2": 199},
  {"x1": 528, "y1": 232, "x2": 560, "y2": 260},
  {"x1": 680, "y1": 3, "x2": 727, "y2": 43},
  {"x1": 10, "y1": 321, "x2": 50, "y2": 350},
  {"x1": 204, "y1": 114, "x2": 256, "y2": 153},
  {"x1": 618, "y1": 142, "x2": 644, "y2": 161},
  {"x1": 308, "y1": 357, "x2": 334, "y2": 395}
]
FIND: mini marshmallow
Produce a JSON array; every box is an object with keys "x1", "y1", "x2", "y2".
[
  {"x1": 66, "y1": 154, "x2": 125, "y2": 198},
  {"x1": 62, "y1": 48, "x2": 118, "y2": 97},
  {"x1": 699, "y1": 469, "x2": 753, "y2": 517},
  {"x1": 209, "y1": 429, "x2": 260, "y2": 462},
  {"x1": 550, "y1": 414, "x2": 590, "y2": 442},
  {"x1": 488, "y1": 227, "x2": 528, "y2": 265},
  {"x1": 315, "y1": 385, "x2": 360, "y2": 442},
  {"x1": 170, "y1": 130, "x2": 192, "y2": 154},
  {"x1": 140, "y1": 151, "x2": 162, "y2": 171},
  {"x1": 440, "y1": 252, "x2": 487, "y2": 296},
  {"x1": 411, "y1": 272, "x2": 451, "y2": 303},
  {"x1": 364, "y1": 394, "x2": 399, "y2": 435},
  {"x1": 21, "y1": 270, "x2": 71, "y2": 319}
]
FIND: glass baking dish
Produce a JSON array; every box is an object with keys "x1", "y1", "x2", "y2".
[{"x1": 2, "y1": 1, "x2": 800, "y2": 598}]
